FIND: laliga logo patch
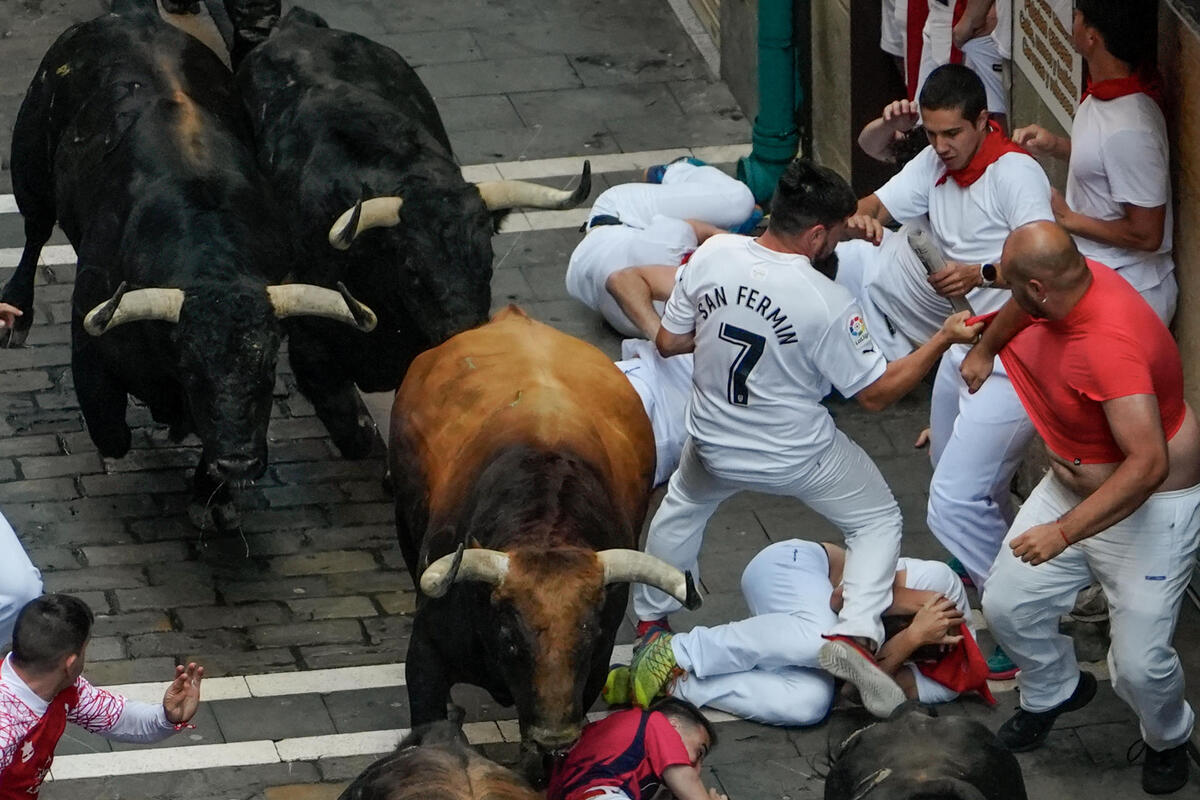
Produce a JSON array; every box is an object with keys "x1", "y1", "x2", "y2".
[{"x1": 848, "y1": 314, "x2": 872, "y2": 347}]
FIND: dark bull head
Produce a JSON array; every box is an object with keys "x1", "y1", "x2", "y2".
[
  {"x1": 326, "y1": 162, "x2": 592, "y2": 347},
  {"x1": 83, "y1": 279, "x2": 376, "y2": 481},
  {"x1": 420, "y1": 544, "x2": 699, "y2": 754}
]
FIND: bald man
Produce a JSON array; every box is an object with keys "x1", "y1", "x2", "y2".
[{"x1": 960, "y1": 221, "x2": 1200, "y2": 794}]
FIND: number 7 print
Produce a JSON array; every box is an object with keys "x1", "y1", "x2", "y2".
[{"x1": 719, "y1": 323, "x2": 766, "y2": 406}]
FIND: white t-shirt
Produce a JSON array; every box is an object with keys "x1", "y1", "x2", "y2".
[
  {"x1": 1066, "y1": 92, "x2": 1174, "y2": 292},
  {"x1": 565, "y1": 215, "x2": 696, "y2": 311},
  {"x1": 661, "y1": 234, "x2": 887, "y2": 483},
  {"x1": 875, "y1": 145, "x2": 1053, "y2": 314}
]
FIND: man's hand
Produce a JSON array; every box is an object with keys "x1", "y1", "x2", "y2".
[
  {"x1": 938, "y1": 311, "x2": 985, "y2": 346},
  {"x1": 163, "y1": 662, "x2": 205, "y2": 725},
  {"x1": 960, "y1": 346, "x2": 995, "y2": 394},
  {"x1": 0, "y1": 303, "x2": 24, "y2": 329},
  {"x1": 1010, "y1": 522, "x2": 1069, "y2": 566},
  {"x1": 881, "y1": 99, "x2": 920, "y2": 133},
  {"x1": 909, "y1": 595, "x2": 965, "y2": 647},
  {"x1": 928, "y1": 261, "x2": 981, "y2": 297},
  {"x1": 1012, "y1": 124, "x2": 1061, "y2": 158},
  {"x1": 913, "y1": 426, "x2": 931, "y2": 449},
  {"x1": 844, "y1": 214, "x2": 885, "y2": 246}
]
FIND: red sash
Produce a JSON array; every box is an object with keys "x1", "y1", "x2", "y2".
[
  {"x1": 0, "y1": 685, "x2": 79, "y2": 800},
  {"x1": 1082, "y1": 67, "x2": 1165, "y2": 111},
  {"x1": 906, "y1": 0, "x2": 968, "y2": 100},
  {"x1": 936, "y1": 121, "x2": 1027, "y2": 188}
]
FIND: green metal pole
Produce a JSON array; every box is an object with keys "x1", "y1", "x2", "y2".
[{"x1": 738, "y1": 0, "x2": 805, "y2": 203}]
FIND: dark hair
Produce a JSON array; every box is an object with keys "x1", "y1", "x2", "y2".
[
  {"x1": 650, "y1": 697, "x2": 718, "y2": 748},
  {"x1": 766, "y1": 159, "x2": 857, "y2": 237},
  {"x1": 1076, "y1": 0, "x2": 1157, "y2": 68},
  {"x1": 919, "y1": 64, "x2": 987, "y2": 123},
  {"x1": 11, "y1": 594, "x2": 94, "y2": 674},
  {"x1": 891, "y1": 125, "x2": 929, "y2": 165}
]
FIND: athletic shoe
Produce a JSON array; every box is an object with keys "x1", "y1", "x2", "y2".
[
  {"x1": 602, "y1": 665, "x2": 633, "y2": 706},
  {"x1": 817, "y1": 635, "x2": 906, "y2": 719},
  {"x1": 1142, "y1": 742, "x2": 1190, "y2": 795},
  {"x1": 986, "y1": 645, "x2": 1020, "y2": 680},
  {"x1": 643, "y1": 156, "x2": 707, "y2": 184},
  {"x1": 946, "y1": 556, "x2": 975, "y2": 588},
  {"x1": 730, "y1": 205, "x2": 764, "y2": 235},
  {"x1": 629, "y1": 630, "x2": 681, "y2": 708},
  {"x1": 995, "y1": 670, "x2": 1096, "y2": 752}
]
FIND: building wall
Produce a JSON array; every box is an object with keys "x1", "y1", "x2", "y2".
[{"x1": 811, "y1": 0, "x2": 853, "y2": 177}]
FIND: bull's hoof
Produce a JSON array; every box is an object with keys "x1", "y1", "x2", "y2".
[
  {"x1": 188, "y1": 499, "x2": 242, "y2": 532},
  {"x1": 0, "y1": 309, "x2": 34, "y2": 348}
]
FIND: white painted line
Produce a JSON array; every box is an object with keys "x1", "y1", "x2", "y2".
[
  {"x1": 245, "y1": 663, "x2": 406, "y2": 697},
  {"x1": 103, "y1": 675, "x2": 251, "y2": 705},
  {"x1": 0, "y1": 243, "x2": 74, "y2": 269},
  {"x1": 276, "y1": 729, "x2": 406, "y2": 761},
  {"x1": 50, "y1": 740, "x2": 280, "y2": 780},
  {"x1": 0, "y1": 196, "x2": 16, "y2": 214}
]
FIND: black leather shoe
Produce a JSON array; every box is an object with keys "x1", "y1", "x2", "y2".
[
  {"x1": 1144, "y1": 743, "x2": 1189, "y2": 795},
  {"x1": 996, "y1": 670, "x2": 1097, "y2": 752}
]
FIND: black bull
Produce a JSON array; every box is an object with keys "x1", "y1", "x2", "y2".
[
  {"x1": 234, "y1": 8, "x2": 590, "y2": 460},
  {"x1": 826, "y1": 706, "x2": 1028, "y2": 800},
  {"x1": 3, "y1": 1, "x2": 375, "y2": 526}
]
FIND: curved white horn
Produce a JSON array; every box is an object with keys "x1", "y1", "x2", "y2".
[
  {"x1": 420, "y1": 548, "x2": 511, "y2": 598},
  {"x1": 328, "y1": 197, "x2": 404, "y2": 250},
  {"x1": 598, "y1": 549, "x2": 702, "y2": 610},
  {"x1": 84, "y1": 285, "x2": 185, "y2": 336},
  {"x1": 267, "y1": 282, "x2": 378, "y2": 331},
  {"x1": 475, "y1": 161, "x2": 591, "y2": 211}
]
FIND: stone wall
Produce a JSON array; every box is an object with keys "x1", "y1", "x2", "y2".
[{"x1": 811, "y1": 0, "x2": 853, "y2": 176}]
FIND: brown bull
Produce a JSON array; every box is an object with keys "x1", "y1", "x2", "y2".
[{"x1": 389, "y1": 306, "x2": 699, "y2": 757}]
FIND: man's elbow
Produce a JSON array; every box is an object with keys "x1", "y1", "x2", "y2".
[
  {"x1": 856, "y1": 389, "x2": 889, "y2": 413},
  {"x1": 1133, "y1": 229, "x2": 1164, "y2": 252}
]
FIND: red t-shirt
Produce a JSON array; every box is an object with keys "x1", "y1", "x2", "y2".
[
  {"x1": 547, "y1": 709, "x2": 693, "y2": 800},
  {"x1": 1000, "y1": 260, "x2": 1185, "y2": 464}
]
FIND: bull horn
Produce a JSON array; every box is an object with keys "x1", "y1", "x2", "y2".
[
  {"x1": 328, "y1": 197, "x2": 404, "y2": 250},
  {"x1": 598, "y1": 549, "x2": 702, "y2": 610},
  {"x1": 475, "y1": 161, "x2": 591, "y2": 211},
  {"x1": 267, "y1": 282, "x2": 378, "y2": 332},
  {"x1": 420, "y1": 545, "x2": 510, "y2": 598},
  {"x1": 84, "y1": 283, "x2": 185, "y2": 335}
]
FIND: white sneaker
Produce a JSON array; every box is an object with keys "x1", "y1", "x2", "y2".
[{"x1": 818, "y1": 638, "x2": 906, "y2": 719}]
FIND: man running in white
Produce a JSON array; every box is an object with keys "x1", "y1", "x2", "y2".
[
  {"x1": 631, "y1": 158, "x2": 981, "y2": 716},
  {"x1": 566, "y1": 158, "x2": 758, "y2": 338},
  {"x1": 1011, "y1": 0, "x2": 1176, "y2": 324},
  {"x1": 850, "y1": 67, "x2": 1051, "y2": 683},
  {"x1": 611, "y1": 539, "x2": 989, "y2": 725}
]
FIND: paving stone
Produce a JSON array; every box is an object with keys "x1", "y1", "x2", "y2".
[
  {"x1": 510, "y1": 83, "x2": 680, "y2": 128},
  {"x1": 264, "y1": 785, "x2": 349, "y2": 800},
  {"x1": 327, "y1": 570, "x2": 408, "y2": 595},
  {"x1": 90, "y1": 610, "x2": 174, "y2": 638},
  {"x1": 373, "y1": 28, "x2": 480, "y2": 67},
  {"x1": 449, "y1": 123, "x2": 618, "y2": 165},
  {"x1": 569, "y1": 52, "x2": 708, "y2": 88},
  {"x1": 0, "y1": 369, "x2": 52, "y2": 392},
  {"x1": 300, "y1": 642, "x2": 406, "y2": 670},
  {"x1": 317, "y1": 754, "x2": 383, "y2": 782},
  {"x1": 251, "y1": 619, "x2": 365, "y2": 649},
  {"x1": 709, "y1": 756, "x2": 824, "y2": 799},
  {"x1": 116, "y1": 584, "x2": 217, "y2": 611},
  {"x1": 184, "y1": 648, "x2": 299, "y2": 678},
  {"x1": 218, "y1": 575, "x2": 333, "y2": 604},
  {"x1": 0, "y1": 432, "x2": 60, "y2": 458},
  {"x1": 54, "y1": 724, "x2": 113, "y2": 757},
  {"x1": 25, "y1": 544, "x2": 82, "y2": 570},
  {"x1": 375, "y1": 591, "x2": 416, "y2": 615},
  {"x1": 80, "y1": 470, "x2": 189, "y2": 497},
  {"x1": 288, "y1": 595, "x2": 377, "y2": 621},
  {"x1": 212, "y1": 694, "x2": 336, "y2": 742},
  {"x1": 0, "y1": 476, "x2": 79, "y2": 503},
  {"x1": 608, "y1": 109, "x2": 750, "y2": 151},
  {"x1": 43, "y1": 565, "x2": 147, "y2": 592},
  {"x1": 437, "y1": 94, "x2": 524, "y2": 133},
  {"x1": 262, "y1": 484, "x2": 347, "y2": 508},
  {"x1": 271, "y1": 550, "x2": 379, "y2": 576},
  {"x1": 42, "y1": 761, "x2": 323, "y2": 800},
  {"x1": 177, "y1": 602, "x2": 289, "y2": 630},
  {"x1": 127, "y1": 629, "x2": 253, "y2": 659},
  {"x1": 323, "y1": 686, "x2": 410, "y2": 733},
  {"x1": 701, "y1": 719, "x2": 800, "y2": 766},
  {"x1": 84, "y1": 657, "x2": 179, "y2": 686},
  {"x1": 83, "y1": 540, "x2": 190, "y2": 566},
  {"x1": 451, "y1": 683, "x2": 513, "y2": 722}
]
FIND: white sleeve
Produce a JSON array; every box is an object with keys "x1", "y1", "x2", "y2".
[
  {"x1": 810, "y1": 301, "x2": 888, "y2": 398},
  {"x1": 69, "y1": 678, "x2": 176, "y2": 744},
  {"x1": 660, "y1": 265, "x2": 696, "y2": 336},
  {"x1": 993, "y1": 154, "x2": 1053, "y2": 230},
  {"x1": 1103, "y1": 127, "x2": 1170, "y2": 208},
  {"x1": 874, "y1": 146, "x2": 938, "y2": 223}
]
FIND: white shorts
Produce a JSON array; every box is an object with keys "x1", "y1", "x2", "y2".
[{"x1": 962, "y1": 35, "x2": 1008, "y2": 115}]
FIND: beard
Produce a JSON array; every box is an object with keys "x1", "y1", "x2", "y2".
[{"x1": 811, "y1": 251, "x2": 839, "y2": 280}]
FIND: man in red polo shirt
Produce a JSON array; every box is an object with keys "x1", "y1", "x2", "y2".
[{"x1": 960, "y1": 221, "x2": 1200, "y2": 795}]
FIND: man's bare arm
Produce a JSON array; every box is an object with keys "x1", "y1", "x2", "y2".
[
  {"x1": 656, "y1": 324, "x2": 695, "y2": 357},
  {"x1": 856, "y1": 313, "x2": 981, "y2": 411},
  {"x1": 605, "y1": 264, "x2": 681, "y2": 340},
  {"x1": 1057, "y1": 199, "x2": 1167, "y2": 253},
  {"x1": 663, "y1": 765, "x2": 727, "y2": 800}
]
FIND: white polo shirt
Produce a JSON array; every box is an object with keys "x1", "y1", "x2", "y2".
[
  {"x1": 661, "y1": 234, "x2": 886, "y2": 483},
  {"x1": 875, "y1": 144, "x2": 1053, "y2": 314},
  {"x1": 1066, "y1": 92, "x2": 1174, "y2": 292}
]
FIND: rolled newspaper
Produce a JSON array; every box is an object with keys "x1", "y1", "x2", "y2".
[{"x1": 907, "y1": 228, "x2": 973, "y2": 315}]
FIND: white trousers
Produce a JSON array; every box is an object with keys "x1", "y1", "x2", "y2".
[
  {"x1": 590, "y1": 162, "x2": 755, "y2": 231},
  {"x1": 632, "y1": 432, "x2": 902, "y2": 647},
  {"x1": 984, "y1": 472, "x2": 1200, "y2": 749},
  {"x1": 617, "y1": 340, "x2": 693, "y2": 488},
  {"x1": 0, "y1": 511, "x2": 42, "y2": 646},
  {"x1": 928, "y1": 346, "x2": 1035, "y2": 590},
  {"x1": 962, "y1": 35, "x2": 1009, "y2": 116},
  {"x1": 669, "y1": 541, "x2": 963, "y2": 725}
]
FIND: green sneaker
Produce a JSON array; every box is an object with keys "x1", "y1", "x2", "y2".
[
  {"x1": 630, "y1": 630, "x2": 680, "y2": 708},
  {"x1": 987, "y1": 645, "x2": 1019, "y2": 680},
  {"x1": 602, "y1": 665, "x2": 632, "y2": 706}
]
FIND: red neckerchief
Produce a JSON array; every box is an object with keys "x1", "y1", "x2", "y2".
[
  {"x1": 935, "y1": 121, "x2": 1028, "y2": 188},
  {"x1": 915, "y1": 624, "x2": 997, "y2": 705},
  {"x1": 1082, "y1": 67, "x2": 1165, "y2": 111},
  {"x1": 906, "y1": 0, "x2": 969, "y2": 100}
]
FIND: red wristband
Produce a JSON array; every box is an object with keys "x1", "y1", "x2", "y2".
[{"x1": 1058, "y1": 525, "x2": 1071, "y2": 547}]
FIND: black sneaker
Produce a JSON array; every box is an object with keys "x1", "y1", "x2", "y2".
[
  {"x1": 996, "y1": 670, "x2": 1097, "y2": 752},
  {"x1": 1143, "y1": 743, "x2": 1189, "y2": 795}
]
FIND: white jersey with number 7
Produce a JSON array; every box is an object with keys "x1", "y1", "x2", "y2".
[{"x1": 661, "y1": 233, "x2": 888, "y2": 484}]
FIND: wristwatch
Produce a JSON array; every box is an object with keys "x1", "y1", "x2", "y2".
[{"x1": 979, "y1": 262, "x2": 998, "y2": 288}]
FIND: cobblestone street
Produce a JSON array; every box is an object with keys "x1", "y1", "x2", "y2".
[{"x1": 1, "y1": 0, "x2": 1199, "y2": 797}]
